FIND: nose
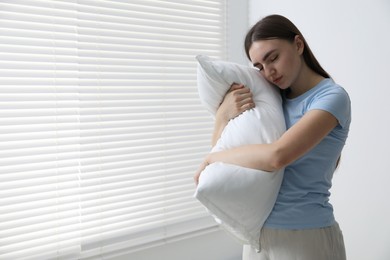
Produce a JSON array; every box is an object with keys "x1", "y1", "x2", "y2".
[{"x1": 263, "y1": 65, "x2": 276, "y2": 80}]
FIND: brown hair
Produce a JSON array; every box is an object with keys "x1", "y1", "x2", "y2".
[{"x1": 244, "y1": 14, "x2": 330, "y2": 78}]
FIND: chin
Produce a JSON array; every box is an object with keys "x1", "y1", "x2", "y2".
[{"x1": 275, "y1": 83, "x2": 289, "y2": 90}]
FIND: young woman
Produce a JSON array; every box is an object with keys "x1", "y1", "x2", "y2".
[{"x1": 194, "y1": 14, "x2": 351, "y2": 260}]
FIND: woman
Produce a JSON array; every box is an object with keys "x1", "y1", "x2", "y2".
[{"x1": 194, "y1": 14, "x2": 351, "y2": 260}]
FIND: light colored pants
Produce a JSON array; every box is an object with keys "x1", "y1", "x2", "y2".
[{"x1": 242, "y1": 222, "x2": 346, "y2": 260}]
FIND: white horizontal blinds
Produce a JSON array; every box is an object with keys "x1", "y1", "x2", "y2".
[
  {"x1": 0, "y1": 1, "x2": 81, "y2": 260},
  {"x1": 0, "y1": 0, "x2": 225, "y2": 259},
  {"x1": 77, "y1": 0, "x2": 225, "y2": 257}
]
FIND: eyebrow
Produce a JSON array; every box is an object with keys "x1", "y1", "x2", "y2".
[{"x1": 253, "y1": 49, "x2": 277, "y2": 67}]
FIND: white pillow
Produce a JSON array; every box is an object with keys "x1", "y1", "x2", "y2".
[{"x1": 194, "y1": 55, "x2": 286, "y2": 251}]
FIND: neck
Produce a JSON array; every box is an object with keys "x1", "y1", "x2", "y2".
[{"x1": 288, "y1": 64, "x2": 325, "y2": 98}]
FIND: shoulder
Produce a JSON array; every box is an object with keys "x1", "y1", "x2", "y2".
[
  {"x1": 309, "y1": 79, "x2": 351, "y2": 128},
  {"x1": 312, "y1": 79, "x2": 350, "y2": 101}
]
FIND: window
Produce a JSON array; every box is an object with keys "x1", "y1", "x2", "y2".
[{"x1": 0, "y1": 0, "x2": 226, "y2": 259}]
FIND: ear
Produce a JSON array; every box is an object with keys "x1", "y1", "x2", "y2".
[{"x1": 294, "y1": 35, "x2": 304, "y2": 55}]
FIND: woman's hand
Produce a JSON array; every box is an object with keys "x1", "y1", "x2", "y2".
[
  {"x1": 211, "y1": 83, "x2": 254, "y2": 146},
  {"x1": 216, "y1": 83, "x2": 254, "y2": 122},
  {"x1": 194, "y1": 157, "x2": 210, "y2": 186}
]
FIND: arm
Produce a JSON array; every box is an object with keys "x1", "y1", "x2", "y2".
[
  {"x1": 195, "y1": 109, "x2": 338, "y2": 184},
  {"x1": 194, "y1": 83, "x2": 253, "y2": 185}
]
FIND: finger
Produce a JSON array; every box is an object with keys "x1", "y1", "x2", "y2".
[
  {"x1": 237, "y1": 103, "x2": 254, "y2": 114},
  {"x1": 244, "y1": 102, "x2": 255, "y2": 110},
  {"x1": 232, "y1": 90, "x2": 253, "y2": 103},
  {"x1": 239, "y1": 91, "x2": 253, "y2": 101},
  {"x1": 238, "y1": 96, "x2": 255, "y2": 111},
  {"x1": 229, "y1": 83, "x2": 245, "y2": 92},
  {"x1": 232, "y1": 87, "x2": 252, "y2": 98}
]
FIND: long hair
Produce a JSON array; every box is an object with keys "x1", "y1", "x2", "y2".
[{"x1": 244, "y1": 14, "x2": 330, "y2": 79}]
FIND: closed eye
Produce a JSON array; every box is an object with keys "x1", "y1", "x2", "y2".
[{"x1": 270, "y1": 54, "x2": 278, "y2": 62}]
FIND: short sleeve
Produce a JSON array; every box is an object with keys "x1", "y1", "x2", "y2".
[{"x1": 309, "y1": 86, "x2": 351, "y2": 128}]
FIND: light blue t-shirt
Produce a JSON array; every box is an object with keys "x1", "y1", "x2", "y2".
[{"x1": 264, "y1": 78, "x2": 351, "y2": 229}]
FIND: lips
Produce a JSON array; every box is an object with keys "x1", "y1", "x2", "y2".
[{"x1": 272, "y1": 76, "x2": 282, "y2": 85}]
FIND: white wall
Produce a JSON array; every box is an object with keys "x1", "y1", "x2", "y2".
[
  {"x1": 249, "y1": 1, "x2": 390, "y2": 260},
  {"x1": 226, "y1": 0, "x2": 249, "y2": 64}
]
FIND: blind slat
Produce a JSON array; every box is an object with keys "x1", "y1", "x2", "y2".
[{"x1": 0, "y1": 0, "x2": 225, "y2": 259}]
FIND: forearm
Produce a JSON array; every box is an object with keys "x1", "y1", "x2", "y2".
[
  {"x1": 195, "y1": 142, "x2": 284, "y2": 185},
  {"x1": 195, "y1": 110, "x2": 340, "y2": 185},
  {"x1": 211, "y1": 116, "x2": 229, "y2": 147},
  {"x1": 206, "y1": 143, "x2": 281, "y2": 172}
]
